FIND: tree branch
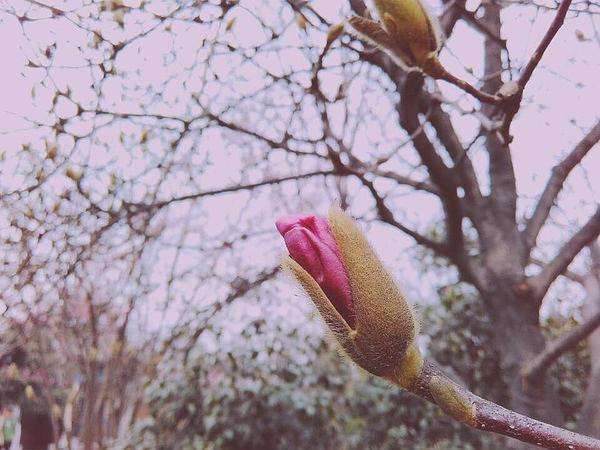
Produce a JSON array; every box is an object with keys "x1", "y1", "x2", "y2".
[
  {"x1": 517, "y1": 0, "x2": 573, "y2": 89},
  {"x1": 182, "y1": 266, "x2": 280, "y2": 365},
  {"x1": 357, "y1": 174, "x2": 451, "y2": 258},
  {"x1": 529, "y1": 207, "x2": 600, "y2": 299},
  {"x1": 524, "y1": 121, "x2": 600, "y2": 253},
  {"x1": 371, "y1": 169, "x2": 440, "y2": 195},
  {"x1": 529, "y1": 257, "x2": 585, "y2": 285},
  {"x1": 437, "y1": 70, "x2": 502, "y2": 105},
  {"x1": 127, "y1": 170, "x2": 336, "y2": 210},
  {"x1": 456, "y1": 4, "x2": 507, "y2": 47},
  {"x1": 391, "y1": 359, "x2": 600, "y2": 449},
  {"x1": 522, "y1": 310, "x2": 600, "y2": 383},
  {"x1": 399, "y1": 74, "x2": 469, "y2": 257},
  {"x1": 499, "y1": 0, "x2": 573, "y2": 143},
  {"x1": 426, "y1": 101, "x2": 485, "y2": 212},
  {"x1": 481, "y1": 2, "x2": 518, "y2": 228}
]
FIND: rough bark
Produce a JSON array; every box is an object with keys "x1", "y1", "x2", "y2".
[
  {"x1": 481, "y1": 280, "x2": 564, "y2": 423},
  {"x1": 478, "y1": 4, "x2": 565, "y2": 448},
  {"x1": 578, "y1": 244, "x2": 600, "y2": 437}
]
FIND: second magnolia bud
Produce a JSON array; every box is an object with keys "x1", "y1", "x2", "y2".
[{"x1": 348, "y1": 0, "x2": 444, "y2": 76}]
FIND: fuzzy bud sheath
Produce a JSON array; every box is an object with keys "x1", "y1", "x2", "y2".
[
  {"x1": 276, "y1": 207, "x2": 423, "y2": 387},
  {"x1": 347, "y1": 0, "x2": 447, "y2": 77}
]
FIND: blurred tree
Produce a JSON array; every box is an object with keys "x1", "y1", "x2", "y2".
[{"x1": 128, "y1": 284, "x2": 591, "y2": 449}]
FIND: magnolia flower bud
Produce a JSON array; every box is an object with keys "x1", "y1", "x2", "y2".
[
  {"x1": 348, "y1": 0, "x2": 443, "y2": 75},
  {"x1": 276, "y1": 207, "x2": 422, "y2": 383}
]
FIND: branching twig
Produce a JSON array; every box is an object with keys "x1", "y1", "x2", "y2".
[
  {"x1": 437, "y1": 70, "x2": 502, "y2": 104},
  {"x1": 529, "y1": 257, "x2": 585, "y2": 284},
  {"x1": 517, "y1": 0, "x2": 573, "y2": 89},
  {"x1": 456, "y1": 4, "x2": 507, "y2": 48},
  {"x1": 499, "y1": 0, "x2": 573, "y2": 143},
  {"x1": 133, "y1": 170, "x2": 336, "y2": 210}
]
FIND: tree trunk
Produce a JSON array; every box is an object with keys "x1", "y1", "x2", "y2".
[
  {"x1": 479, "y1": 272, "x2": 564, "y2": 449},
  {"x1": 484, "y1": 287, "x2": 563, "y2": 414},
  {"x1": 578, "y1": 267, "x2": 600, "y2": 436}
]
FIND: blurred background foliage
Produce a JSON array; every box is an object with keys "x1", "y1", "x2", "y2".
[{"x1": 125, "y1": 282, "x2": 589, "y2": 449}]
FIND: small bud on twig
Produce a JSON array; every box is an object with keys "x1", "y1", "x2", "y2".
[{"x1": 347, "y1": 0, "x2": 501, "y2": 104}]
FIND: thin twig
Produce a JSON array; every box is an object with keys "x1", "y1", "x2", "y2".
[
  {"x1": 529, "y1": 257, "x2": 585, "y2": 285},
  {"x1": 523, "y1": 120, "x2": 600, "y2": 253},
  {"x1": 518, "y1": 0, "x2": 573, "y2": 89},
  {"x1": 499, "y1": 0, "x2": 573, "y2": 143},
  {"x1": 457, "y1": 5, "x2": 507, "y2": 48},
  {"x1": 438, "y1": 70, "x2": 501, "y2": 104},
  {"x1": 528, "y1": 206, "x2": 600, "y2": 300}
]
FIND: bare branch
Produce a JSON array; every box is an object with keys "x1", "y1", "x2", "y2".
[
  {"x1": 437, "y1": 70, "x2": 502, "y2": 105},
  {"x1": 206, "y1": 112, "x2": 326, "y2": 158},
  {"x1": 529, "y1": 257, "x2": 585, "y2": 285},
  {"x1": 393, "y1": 359, "x2": 600, "y2": 449},
  {"x1": 426, "y1": 103, "x2": 485, "y2": 208},
  {"x1": 182, "y1": 266, "x2": 280, "y2": 365},
  {"x1": 399, "y1": 74, "x2": 466, "y2": 255},
  {"x1": 500, "y1": 0, "x2": 574, "y2": 142},
  {"x1": 517, "y1": 0, "x2": 574, "y2": 89},
  {"x1": 357, "y1": 174, "x2": 451, "y2": 258},
  {"x1": 372, "y1": 169, "x2": 440, "y2": 195},
  {"x1": 456, "y1": 4, "x2": 507, "y2": 47},
  {"x1": 529, "y1": 207, "x2": 600, "y2": 299},
  {"x1": 126, "y1": 170, "x2": 336, "y2": 211},
  {"x1": 481, "y1": 2, "x2": 518, "y2": 226},
  {"x1": 522, "y1": 310, "x2": 600, "y2": 382},
  {"x1": 524, "y1": 121, "x2": 600, "y2": 252}
]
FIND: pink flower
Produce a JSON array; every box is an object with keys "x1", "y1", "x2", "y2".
[{"x1": 276, "y1": 214, "x2": 355, "y2": 327}]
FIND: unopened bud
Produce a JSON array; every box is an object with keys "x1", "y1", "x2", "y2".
[
  {"x1": 277, "y1": 206, "x2": 422, "y2": 381},
  {"x1": 225, "y1": 17, "x2": 236, "y2": 32},
  {"x1": 25, "y1": 385, "x2": 35, "y2": 400},
  {"x1": 46, "y1": 145, "x2": 57, "y2": 160},
  {"x1": 66, "y1": 167, "x2": 82, "y2": 182},
  {"x1": 348, "y1": 0, "x2": 443, "y2": 74}
]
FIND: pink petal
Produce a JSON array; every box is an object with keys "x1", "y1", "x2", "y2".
[
  {"x1": 283, "y1": 227, "x2": 324, "y2": 284},
  {"x1": 276, "y1": 214, "x2": 355, "y2": 327}
]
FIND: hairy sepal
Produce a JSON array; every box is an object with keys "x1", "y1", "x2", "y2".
[{"x1": 327, "y1": 206, "x2": 420, "y2": 376}]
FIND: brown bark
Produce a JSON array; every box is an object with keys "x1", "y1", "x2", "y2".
[
  {"x1": 477, "y1": 4, "x2": 565, "y2": 447},
  {"x1": 482, "y1": 281, "x2": 564, "y2": 421},
  {"x1": 393, "y1": 359, "x2": 600, "y2": 449},
  {"x1": 579, "y1": 244, "x2": 600, "y2": 437}
]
